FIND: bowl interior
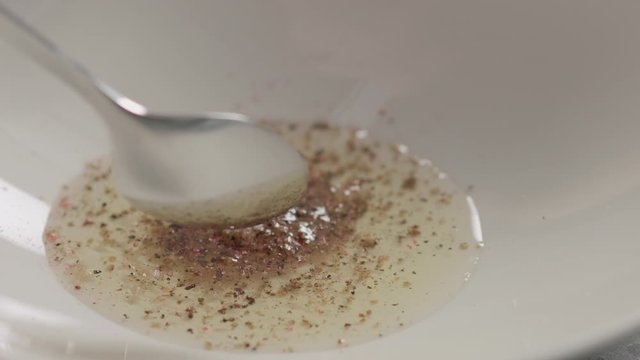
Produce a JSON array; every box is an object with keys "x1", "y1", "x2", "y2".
[{"x1": 2, "y1": 1, "x2": 640, "y2": 359}]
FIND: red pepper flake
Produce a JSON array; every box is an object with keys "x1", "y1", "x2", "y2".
[
  {"x1": 58, "y1": 196, "x2": 71, "y2": 209},
  {"x1": 45, "y1": 231, "x2": 59, "y2": 243}
]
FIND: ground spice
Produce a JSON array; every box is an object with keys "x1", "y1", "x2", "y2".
[
  {"x1": 43, "y1": 121, "x2": 482, "y2": 353},
  {"x1": 141, "y1": 167, "x2": 368, "y2": 288}
]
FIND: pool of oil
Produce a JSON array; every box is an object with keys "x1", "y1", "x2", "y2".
[{"x1": 43, "y1": 122, "x2": 483, "y2": 352}]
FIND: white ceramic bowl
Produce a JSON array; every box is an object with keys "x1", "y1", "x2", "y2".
[{"x1": 2, "y1": 1, "x2": 640, "y2": 359}]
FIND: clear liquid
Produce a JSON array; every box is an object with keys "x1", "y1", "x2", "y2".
[{"x1": 43, "y1": 122, "x2": 483, "y2": 352}]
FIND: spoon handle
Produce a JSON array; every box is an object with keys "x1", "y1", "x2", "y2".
[{"x1": 0, "y1": 3, "x2": 134, "y2": 117}]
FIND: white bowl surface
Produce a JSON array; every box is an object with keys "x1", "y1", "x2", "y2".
[{"x1": 2, "y1": 1, "x2": 640, "y2": 359}]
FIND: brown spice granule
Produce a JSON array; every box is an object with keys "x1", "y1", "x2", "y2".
[
  {"x1": 407, "y1": 225, "x2": 421, "y2": 237},
  {"x1": 301, "y1": 319, "x2": 313, "y2": 328},
  {"x1": 278, "y1": 278, "x2": 303, "y2": 295},
  {"x1": 311, "y1": 121, "x2": 330, "y2": 130},
  {"x1": 184, "y1": 284, "x2": 196, "y2": 290},
  {"x1": 74, "y1": 285, "x2": 81, "y2": 290},
  {"x1": 402, "y1": 176, "x2": 417, "y2": 190},
  {"x1": 360, "y1": 238, "x2": 378, "y2": 249}
]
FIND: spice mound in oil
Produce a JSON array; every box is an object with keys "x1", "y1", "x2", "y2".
[
  {"x1": 147, "y1": 167, "x2": 367, "y2": 284},
  {"x1": 44, "y1": 122, "x2": 483, "y2": 352}
]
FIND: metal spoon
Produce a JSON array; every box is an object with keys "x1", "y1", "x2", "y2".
[{"x1": 0, "y1": 4, "x2": 308, "y2": 226}]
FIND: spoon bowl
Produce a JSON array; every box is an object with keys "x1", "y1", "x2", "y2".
[{"x1": 0, "y1": 3, "x2": 308, "y2": 225}]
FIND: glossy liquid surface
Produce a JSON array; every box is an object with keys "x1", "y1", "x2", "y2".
[{"x1": 43, "y1": 122, "x2": 483, "y2": 352}]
